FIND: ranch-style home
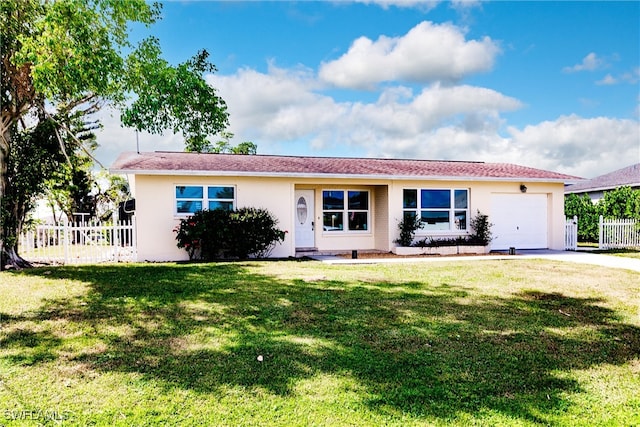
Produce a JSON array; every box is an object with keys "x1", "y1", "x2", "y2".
[{"x1": 110, "y1": 151, "x2": 581, "y2": 261}]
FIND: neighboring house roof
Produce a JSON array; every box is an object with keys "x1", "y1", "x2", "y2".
[
  {"x1": 110, "y1": 151, "x2": 582, "y2": 183},
  {"x1": 565, "y1": 163, "x2": 640, "y2": 194}
]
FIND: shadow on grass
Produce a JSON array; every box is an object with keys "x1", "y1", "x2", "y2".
[{"x1": 4, "y1": 263, "x2": 640, "y2": 424}]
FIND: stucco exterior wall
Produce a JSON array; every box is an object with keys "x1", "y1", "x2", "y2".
[
  {"x1": 132, "y1": 174, "x2": 294, "y2": 261},
  {"x1": 129, "y1": 174, "x2": 566, "y2": 261},
  {"x1": 388, "y1": 180, "x2": 565, "y2": 250}
]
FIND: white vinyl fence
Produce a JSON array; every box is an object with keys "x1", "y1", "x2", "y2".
[
  {"x1": 599, "y1": 216, "x2": 640, "y2": 250},
  {"x1": 565, "y1": 216, "x2": 578, "y2": 251},
  {"x1": 19, "y1": 218, "x2": 137, "y2": 265}
]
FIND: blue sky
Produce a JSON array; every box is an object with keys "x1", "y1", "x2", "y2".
[{"x1": 97, "y1": 0, "x2": 640, "y2": 178}]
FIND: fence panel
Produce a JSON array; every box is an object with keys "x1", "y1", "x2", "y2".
[
  {"x1": 565, "y1": 216, "x2": 578, "y2": 251},
  {"x1": 19, "y1": 218, "x2": 137, "y2": 265},
  {"x1": 599, "y1": 216, "x2": 640, "y2": 250}
]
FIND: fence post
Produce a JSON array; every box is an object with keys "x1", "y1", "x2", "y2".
[
  {"x1": 63, "y1": 219, "x2": 70, "y2": 264},
  {"x1": 598, "y1": 215, "x2": 604, "y2": 249},
  {"x1": 132, "y1": 215, "x2": 137, "y2": 262},
  {"x1": 113, "y1": 211, "x2": 120, "y2": 262}
]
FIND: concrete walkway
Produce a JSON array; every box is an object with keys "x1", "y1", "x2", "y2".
[{"x1": 310, "y1": 250, "x2": 640, "y2": 273}]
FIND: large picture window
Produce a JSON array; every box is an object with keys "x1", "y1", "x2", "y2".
[
  {"x1": 176, "y1": 185, "x2": 235, "y2": 215},
  {"x1": 322, "y1": 190, "x2": 369, "y2": 232},
  {"x1": 403, "y1": 189, "x2": 468, "y2": 231}
]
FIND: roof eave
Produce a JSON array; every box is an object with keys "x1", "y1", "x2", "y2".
[
  {"x1": 110, "y1": 168, "x2": 573, "y2": 183},
  {"x1": 565, "y1": 182, "x2": 640, "y2": 194}
]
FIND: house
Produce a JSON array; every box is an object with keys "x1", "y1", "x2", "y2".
[
  {"x1": 564, "y1": 163, "x2": 640, "y2": 203},
  {"x1": 110, "y1": 151, "x2": 581, "y2": 261}
]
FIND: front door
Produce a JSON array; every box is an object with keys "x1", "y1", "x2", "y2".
[{"x1": 295, "y1": 190, "x2": 315, "y2": 248}]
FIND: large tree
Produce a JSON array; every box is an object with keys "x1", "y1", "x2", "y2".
[{"x1": 1, "y1": 0, "x2": 229, "y2": 269}]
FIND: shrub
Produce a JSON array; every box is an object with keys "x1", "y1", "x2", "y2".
[
  {"x1": 225, "y1": 208, "x2": 286, "y2": 259},
  {"x1": 394, "y1": 214, "x2": 423, "y2": 247},
  {"x1": 408, "y1": 210, "x2": 493, "y2": 247},
  {"x1": 468, "y1": 210, "x2": 493, "y2": 246},
  {"x1": 175, "y1": 207, "x2": 286, "y2": 260}
]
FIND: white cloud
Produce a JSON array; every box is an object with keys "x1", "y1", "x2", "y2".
[
  {"x1": 563, "y1": 52, "x2": 605, "y2": 73},
  {"x1": 506, "y1": 115, "x2": 640, "y2": 178},
  {"x1": 596, "y1": 74, "x2": 617, "y2": 85},
  {"x1": 351, "y1": 0, "x2": 440, "y2": 11},
  {"x1": 95, "y1": 107, "x2": 183, "y2": 169},
  {"x1": 319, "y1": 21, "x2": 500, "y2": 89}
]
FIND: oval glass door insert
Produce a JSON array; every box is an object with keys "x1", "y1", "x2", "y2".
[{"x1": 297, "y1": 197, "x2": 308, "y2": 224}]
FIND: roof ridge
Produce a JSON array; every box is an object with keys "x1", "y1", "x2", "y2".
[{"x1": 150, "y1": 150, "x2": 486, "y2": 164}]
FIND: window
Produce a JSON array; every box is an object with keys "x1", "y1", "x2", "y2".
[
  {"x1": 322, "y1": 190, "x2": 369, "y2": 232},
  {"x1": 403, "y1": 189, "x2": 468, "y2": 231},
  {"x1": 175, "y1": 185, "x2": 235, "y2": 215}
]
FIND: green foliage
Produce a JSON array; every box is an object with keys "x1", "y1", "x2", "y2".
[
  {"x1": 394, "y1": 214, "x2": 423, "y2": 247},
  {"x1": 396, "y1": 210, "x2": 492, "y2": 247},
  {"x1": 468, "y1": 210, "x2": 493, "y2": 245},
  {"x1": 1, "y1": 119, "x2": 66, "y2": 247},
  {"x1": 600, "y1": 186, "x2": 640, "y2": 220},
  {"x1": 175, "y1": 207, "x2": 286, "y2": 260},
  {"x1": 1, "y1": 0, "x2": 229, "y2": 268},
  {"x1": 122, "y1": 42, "x2": 229, "y2": 143},
  {"x1": 565, "y1": 187, "x2": 640, "y2": 242},
  {"x1": 185, "y1": 131, "x2": 257, "y2": 155}
]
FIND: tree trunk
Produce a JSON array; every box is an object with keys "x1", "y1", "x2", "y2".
[
  {"x1": 0, "y1": 121, "x2": 31, "y2": 270},
  {"x1": 1, "y1": 245, "x2": 32, "y2": 269},
  {"x1": 1, "y1": 123, "x2": 10, "y2": 270}
]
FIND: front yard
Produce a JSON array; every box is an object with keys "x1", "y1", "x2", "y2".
[{"x1": 1, "y1": 260, "x2": 638, "y2": 426}]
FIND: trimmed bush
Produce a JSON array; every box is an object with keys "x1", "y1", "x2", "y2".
[{"x1": 175, "y1": 207, "x2": 286, "y2": 260}]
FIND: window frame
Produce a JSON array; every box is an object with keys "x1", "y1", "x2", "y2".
[
  {"x1": 402, "y1": 188, "x2": 469, "y2": 233},
  {"x1": 322, "y1": 189, "x2": 370, "y2": 233},
  {"x1": 174, "y1": 185, "x2": 236, "y2": 216}
]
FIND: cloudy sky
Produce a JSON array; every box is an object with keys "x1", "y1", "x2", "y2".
[{"x1": 96, "y1": 0, "x2": 640, "y2": 179}]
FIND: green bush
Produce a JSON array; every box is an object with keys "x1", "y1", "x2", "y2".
[
  {"x1": 565, "y1": 186, "x2": 640, "y2": 243},
  {"x1": 394, "y1": 214, "x2": 423, "y2": 247},
  {"x1": 468, "y1": 210, "x2": 493, "y2": 246},
  {"x1": 175, "y1": 207, "x2": 286, "y2": 260}
]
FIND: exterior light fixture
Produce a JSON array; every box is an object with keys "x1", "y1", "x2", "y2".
[{"x1": 520, "y1": 184, "x2": 527, "y2": 193}]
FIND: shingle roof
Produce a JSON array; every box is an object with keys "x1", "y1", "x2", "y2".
[
  {"x1": 565, "y1": 163, "x2": 640, "y2": 193},
  {"x1": 110, "y1": 151, "x2": 582, "y2": 182}
]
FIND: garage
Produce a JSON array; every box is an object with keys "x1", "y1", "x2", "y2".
[{"x1": 490, "y1": 194, "x2": 548, "y2": 250}]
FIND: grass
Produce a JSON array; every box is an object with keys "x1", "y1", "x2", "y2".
[
  {"x1": 0, "y1": 259, "x2": 639, "y2": 426},
  {"x1": 592, "y1": 249, "x2": 640, "y2": 260}
]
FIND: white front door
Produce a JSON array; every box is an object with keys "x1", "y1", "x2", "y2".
[{"x1": 295, "y1": 190, "x2": 315, "y2": 248}]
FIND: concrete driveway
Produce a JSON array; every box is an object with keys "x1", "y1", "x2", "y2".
[{"x1": 313, "y1": 250, "x2": 640, "y2": 273}]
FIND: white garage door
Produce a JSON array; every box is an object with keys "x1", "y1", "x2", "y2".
[{"x1": 490, "y1": 194, "x2": 548, "y2": 250}]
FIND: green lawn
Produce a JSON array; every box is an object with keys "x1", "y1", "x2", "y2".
[{"x1": 1, "y1": 260, "x2": 638, "y2": 426}]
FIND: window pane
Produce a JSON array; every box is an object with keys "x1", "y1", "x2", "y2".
[
  {"x1": 177, "y1": 200, "x2": 202, "y2": 214},
  {"x1": 455, "y1": 210, "x2": 467, "y2": 230},
  {"x1": 323, "y1": 191, "x2": 344, "y2": 210},
  {"x1": 209, "y1": 201, "x2": 234, "y2": 211},
  {"x1": 323, "y1": 212, "x2": 343, "y2": 231},
  {"x1": 348, "y1": 191, "x2": 368, "y2": 210},
  {"x1": 421, "y1": 211, "x2": 450, "y2": 230},
  {"x1": 454, "y1": 190, "x2": 468, "y2": 209},
  {"x1": 348, "y1": 212, "x2": 368, "y2": 231},
  {"x1": 176, "y1": 186, "x2": 203, "y2": 199},
  {"x1": 403, "y1": 189, "x2": 417, "y2": 209},
  {"x1": 403, "y1": 210, "x2": 417, "y2": 221},
  {"x1": 421, "y1": 190, "x2": 450, "y2": 209},
  {"x1": 208, "y1": 186, "x2": 234, "y2": 200}
]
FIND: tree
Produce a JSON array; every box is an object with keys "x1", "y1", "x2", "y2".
[
  {"x1": 565, "y1": 186, "x2": 640, "y2": 243},
  {"x1": 1, "y1": 0, "x2": 229, "y2": 269},
  {"x1": 599, "y1": 186, "x2": 640, "y2": 220},
  {"x1": 564, "y1": 193, "x2": 600, "y2": 242},
  {"x1": 185, "y1": 131, "x2": 257, "y2": 155}
]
